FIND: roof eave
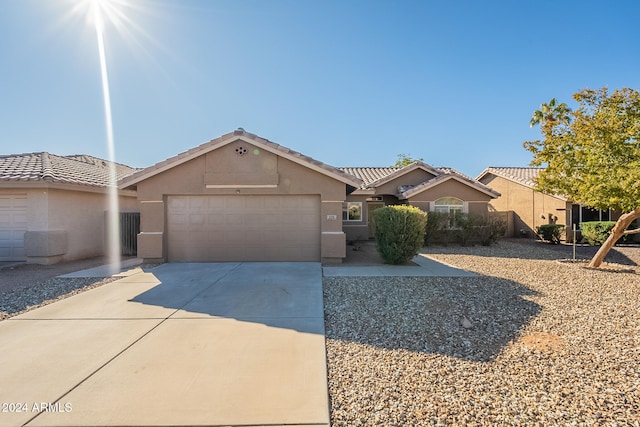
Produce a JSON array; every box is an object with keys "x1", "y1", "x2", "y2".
[
  {"x1": 367, "y1": 161, "x2": 440, "y2": 188},
  {"x1": 119, "y1": 132, "x2": 362, "y2": 190},
  {"x1": 0, "y1": 180, "x2": 137, "y2": 196},
  {"x1": 401, "y1": 175, "x2": 501, "y2": 199}
]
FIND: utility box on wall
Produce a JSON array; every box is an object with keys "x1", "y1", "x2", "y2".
[{"x1": 24, "y1": 230, "x2": 68, "y2": 264}]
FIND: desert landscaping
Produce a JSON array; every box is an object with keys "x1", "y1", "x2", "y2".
[
  {"x1": 1, "y1": 239, "x2": 639, "y2": 425},
  {"x1": 324, "y1": 239, "x2": 640, "y2": 425}
]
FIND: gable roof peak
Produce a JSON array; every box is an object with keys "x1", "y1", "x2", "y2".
[
  {"x1": 119, "y1": 129, "x2": 363, "y2": 189},
  {"x1": 477, "y1": 166, "x2": 544, "y2": 189},
  {"x1": 400, "y1": 160, "x2": 439, "y2": 171},
  {"x1": 400, "y1": 172, "x2": 501, "y2": 200}
]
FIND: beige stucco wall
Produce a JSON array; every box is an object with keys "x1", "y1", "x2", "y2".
[
  {"x1": 134, "y1": 139, "x2": 349, "y2": 262},
  {"x1": 479, "y1": 174, "x2": 571, "y2": 237},
  {"x1": 0, "y1": 187, "x2": 138, "y2": 264}
]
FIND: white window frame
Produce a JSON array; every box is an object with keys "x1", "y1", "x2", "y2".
[
  {"x1": 342, "y1": 202, "x2": 363, "y2": 222},
  {"x1": 432, "y1": 197, "x2": 466, "y2": 214},
  {"x1": 432, "y1": 197, "x2": 466, "y2": 228}
]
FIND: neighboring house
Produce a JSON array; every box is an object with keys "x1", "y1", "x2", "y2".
[
  {"x1": 340, "y1": 162, "x2": 501, "y2": 241},
  {"x1": 119, "y1": 129, "x2": 363, "y2": 264},
  {"x1": 0, "y1": 153, "x2": 138, "y2": 264},
  {"x1": 477, "y1": 167, "x2": 622, "y2": 239}
]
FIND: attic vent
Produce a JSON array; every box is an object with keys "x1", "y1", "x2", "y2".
[{"x1": 235, "y1": 146, "x2": 248, "y2": 156}]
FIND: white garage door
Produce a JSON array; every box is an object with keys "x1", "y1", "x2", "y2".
[
  {"x1": 167, "y1": 195, "x2": 320, "y2": 262},
  {"x1": 0, "y1": 195, "x2": 27, "y2": 261}
]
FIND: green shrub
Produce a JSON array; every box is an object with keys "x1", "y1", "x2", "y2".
[
  {"x1": 536, "y1": 224, "x2": 565, "y2": 244},
  {"x1": 455, "y1": 213, "x2": 507, "y2": 246},
  {"x1": 454, "y1": 213, "x2": 477, "y2": 246},
  {"x1": 424, "y1": 211, "x2": 449, "y2": 245},
  {"x1": 373, "y1": 205, "x2": 427, "y2": 264},
  {"x1": 424, "y1": 211, "x2": 506, "y2": 246},
  {"x1": 475, "y1": 215, "x2": 508, "y2": 246},
  {"x1": 580, "y1": 221, "x2": 617, "y2": 245}
]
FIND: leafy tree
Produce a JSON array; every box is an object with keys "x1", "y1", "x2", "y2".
[
  {"x1": 524, "y1": 87, "x2": 640, "y2": 268},
  {"x1": 393, "y1": 153, "x2": 424, "y2": 167}
]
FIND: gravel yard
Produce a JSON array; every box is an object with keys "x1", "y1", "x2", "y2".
[
  {"x1": 324, "y1": 240, "x2": 640, "y2": 426},
  {"x1": 0, "y1": 272, "x2": 116, "y2": 321},
  {"x1": 2, "y1": 240, "x2": 639, "y2": 425},
  {"x1": 0, "y1": 257, "x2": 143, "y2": 320}
]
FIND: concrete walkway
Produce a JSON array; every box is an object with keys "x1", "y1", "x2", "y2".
[
  {"x1": 323, "y1": 253, "x2": 477, "y2": 277},
  {"x1": 0, "y1": 262, "x2": 328, "y2": 427},
  {"x1": 57, "y1": 257, "x2": 144, "y2": 278}
]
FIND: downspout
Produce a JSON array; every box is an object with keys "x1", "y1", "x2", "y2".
[{"x1": 532, "y1": 188, "x2": 536, "y2": 232}]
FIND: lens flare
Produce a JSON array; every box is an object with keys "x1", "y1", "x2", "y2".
[
  {"x1": 88, "y1": 0, "x2": 121, "y2": 274},
  {"x1": 67, "y1": 0, "x2": 161, "y2": 273}
]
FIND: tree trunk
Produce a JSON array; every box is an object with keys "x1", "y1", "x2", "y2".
[{"x1": 588, "y1": 208, "x2": 640, "y2": 268}]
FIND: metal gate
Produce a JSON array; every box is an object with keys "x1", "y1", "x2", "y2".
[{"x1": 120, "y1": 212, "x2": 140, "y2": 256}]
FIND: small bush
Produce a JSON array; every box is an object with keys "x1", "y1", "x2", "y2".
[
  {"x1": 475, "y1": 215, "x2": 508, "y2": 246},
  {"x1": 454, "y1": 213, "x2": 477, "y2": 246},
  {"x1": 373, "y1": 205, "x2": 427, "y2": 264},
  {"x1": 424, "y1": 211, "x2": 450, "y2": 245},
  {"x1": 424, "y1": 212, "x2": 506, "y2": 246},
  {"x1": 580, "y1": 221, "x2": 617, "y2": 245},
  {"x1": 455, "y1": 213, "x2": 507, "y2": 246},
  {"x1": 536, "y1": 224, "x2": 565, "y2": 244}
]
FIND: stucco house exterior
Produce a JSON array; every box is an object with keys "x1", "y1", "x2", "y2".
[
  {"x1": 119, "y1": 129, "x2": 363, "y2": 264},
  {"x1": 119, "y1": 129, "x2": 500, "y2": 264},
  {"x1": 477, "y1": 167, "x2": 623, "y2": 240},
  {"x1": 340, "y1": 162, "x2": 501, "y2": 241},
  {"x1": 0, "y1": 153, "x2": 138, "y2": 264}
]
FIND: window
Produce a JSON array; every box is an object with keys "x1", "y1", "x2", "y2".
[
  {"x1": 342, "y1": 202, "x2": 362, "y2": 221},
  {"x1": 434, "y1": 197, "x2": 464, "y2": 227},
  {"x1": 434, "y1": 197, "x2": 464, "y2": 215}
]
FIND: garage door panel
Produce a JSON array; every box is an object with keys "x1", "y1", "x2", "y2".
[
  {"x1": 244, "y1": 198, "x2": 264, "y2": 209},
  {"x1": 249, "y1": 214, "x2": 278, "y2": 226},
  {"x1": 167, "y1": 195, "x2": 320, "y2": 262},
  {"x1": 0, "y1": 195, "x2": 27, "y2": 261},
  {"x1": 299, "y1": 197, "x2": 318, "y2": 209},
  {"x1": 168, "y1": 197, "x2": 187, "y2": 209},
  {"x1": 188, "y1": 214, "x2": 205, "y2": 225},
  {"x1": 263, "y1": 198, "x2": 282, "y2": 209}
]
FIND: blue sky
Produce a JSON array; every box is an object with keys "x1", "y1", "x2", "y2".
[{"x1": 1, "y1": 0, "x2": 639, "y2": 177}]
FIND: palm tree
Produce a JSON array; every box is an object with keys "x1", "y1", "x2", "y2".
[{"x1": 530, "y1": 98, "x2": 572, "y2": 128}]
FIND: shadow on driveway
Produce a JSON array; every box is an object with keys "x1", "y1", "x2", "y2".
[{"x1": 128, "y1": 262, "x2": 325, "y2": 335}]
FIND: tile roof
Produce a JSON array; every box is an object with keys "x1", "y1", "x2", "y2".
[
  {"x1": 0, "y1": 152, "x2": 138, "y2": 188},
  {"x1": 478, "y1": 167, "x2": 544, "y2": 189},
  {"x1": 340, "y1": 163, "x2": 500, "y2": 198},
  {"x1": 339, "y1": 167, "x2": 400, "y2": 187},
  {"x1": 339, "y1": 164, "x2": 471, "y2": 189}
]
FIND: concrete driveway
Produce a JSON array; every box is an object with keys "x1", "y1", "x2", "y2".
[{"x1": 0, "y1": 262, "x2": 329, "y2": 427}]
